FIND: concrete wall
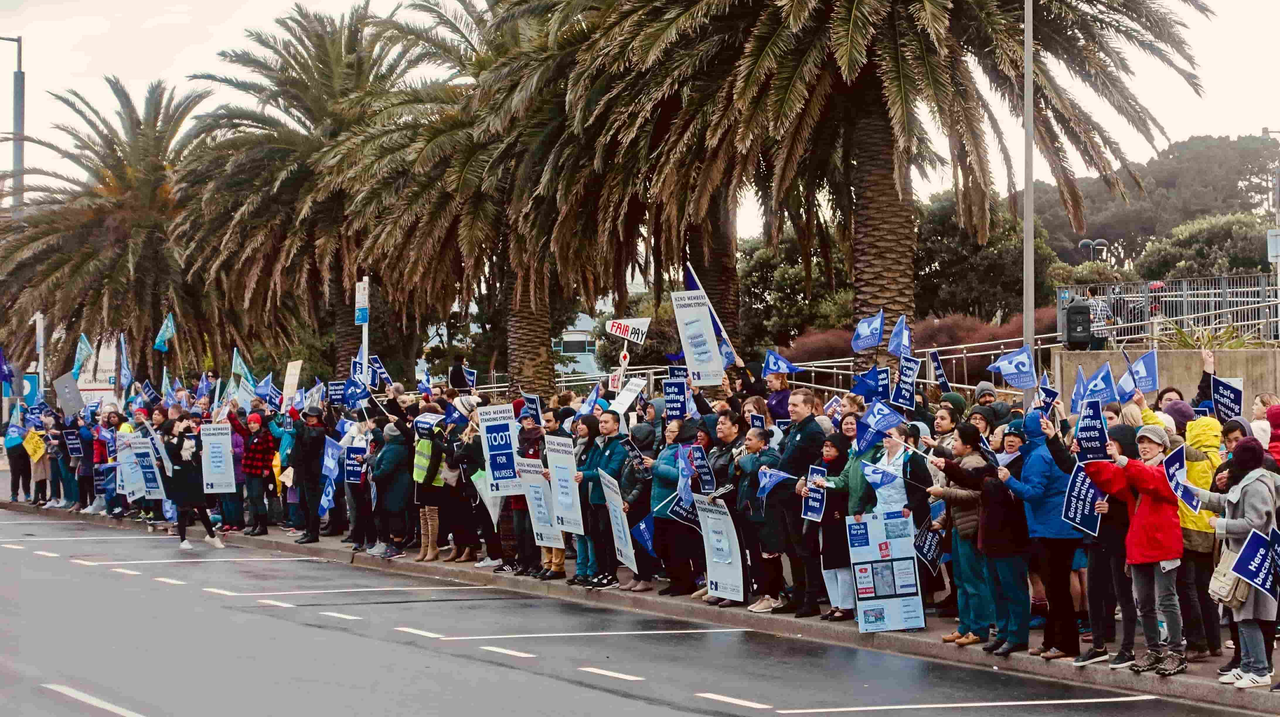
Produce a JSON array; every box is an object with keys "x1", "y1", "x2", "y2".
[{"x1": 1050, "y1": 348, "x2": 1280, "y2": 411}]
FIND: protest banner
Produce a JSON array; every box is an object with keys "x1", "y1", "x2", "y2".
[
  {"x1": 1061, "y1": 462, "x2": 1103, "y2": 536},
  {"x1": 1211, "y1": 376, "x2": 1244, "y2": 422},
  {"x1": 693, "y1": 494, "x2": 744, "y2": 601},
  {"x1": 478, "y1": 404, "x2": 521, "y2": 496},
  {"x1": 518, "y1": 457, "x2": 564, "y2": 549},
  {"x1": 927, "y1": 350, "x2": 952, "y2": 393},
  {"x1": 1230, "y1": 529, "x2": 1280, "y2": 600},
  {"x1": 600, "y1": 470, "x2": 637, "y2": 573},
  {"x1": 281, "y1": 360, "x2": 303, "y2": 410},
  {"x1": 545, "y1": 435, "x2": 584, "y2": 535},
  {"x1": 1074, "y1": 399, "x2": 1110, "y2": 463},
  {"x1": 802, "y1": 465, "x2": 826, "y2": 522},
  {"x1": 670, "y1": 290, "x2": 723, "y2": 386},
  {"x1": 663, "y1": 379, "x2": 687, "y2": 419},
  {"x1": 688, "y1": 444, "x2": 715, "y2": 493},
  {"x1": 606, "y1": 317, "x2": 652, "y2": 345},
  {"x1": 889, "y1": 356, "x2": 921, "y2": 409},
  {"x1": 345, "y1": 444, "x2": 367, "y2": 484},
  {"x1": 1162, "y1": 445, "x2": 1201, "y2": 512},
  {"x1": 847, "y1": 511, "x2": 926, "y2": 632},
  {"x1": 200, "y1": 423, "x2": 236, "y2": 494}
]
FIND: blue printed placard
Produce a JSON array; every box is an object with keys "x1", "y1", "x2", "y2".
[
  {"x1": 928, "y1": 350, "x2": 951, "y2": 394},
  {"x1": 889, "y1": 356, "x2": 921, "y2": 410},
  {"x1": 344, "y1": 445, "x2": 366, "y2": 484},
  {"x1": 688, "y1": 444, "x2": 715, "y2": 493},
  {"x1": 1074, "y1": 400, "x2": 1110, "y2": 463},
  {"x1": 802, "y1": 465, "x2": 827, "y2": 522},
  {"x1": 1230, "y1": 529, "x2": 1280, "y2": 601},
  {"x1": 1211, "y1": 376, "x2": 1244, "y2": 422},
  {"x1": 1061, "y1": 462, "x2": 1102, "y2": 536},
  {"x1": 663, "y1": 379, "x2": 687, "y2": 420},
  {"x1": 1162, "y1": 445, "x2": 1200, "y2": 512}
]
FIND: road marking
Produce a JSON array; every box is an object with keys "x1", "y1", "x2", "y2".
[
  {"x1": 203, "y1": 588, "x2": 238, "y2": 596},
  {"x1": 697, "y1": 694, "x2": 772, "y2": 709},
  {"x1": 441, "y1": 628, "x2": 750, "y2": 641},
  {"x1": 33, "y1": 551, "x2": 60, "y2": 557},
  {"x1": 70, "y1": 559, "x2": 98, "y2": 566},
  {"x1": 2, "y1": 543, "x2": 25, "y2": 549},
  {"x1": 90, "y1": 557, "x2": 323, "y2": 566},
  {"x1": 233, "y1": 586, "x2": 491, "y2": 597},
  {"x1": 774, "y1": 696, "x2": 1160, "y2": 714},
  {"x1": 0, "y1": 520, "x2": 86, "y2": 524},
  {"x1": 258, "y1": 600, "x2": 296, "y2": 608},
  {"x1": 479, "y1": 646, "x2": 537, "y2": 658},
  {"x1": 395, "y1": 627, "x2": 444, "y2": 638},
  {"x1": 154, "y1": 578, "x2": 186, "y2": 585},
  {"x1": 319, "y1": 611, "x2": 362, "y2": 620},
  {"x1": 578, "y1": 667, "x2": 645, "y2": 681},
  {"x1": 0, "y1": 536, "x2": 166, "y2": 541},
  {"x1": 43, "y1": 684, "x2": 149, "y2": 716},
  {"x1": 111, "y1": 568, "x2": 141, "y2": 575}
]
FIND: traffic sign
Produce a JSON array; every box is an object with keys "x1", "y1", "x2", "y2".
[{"x1": 354, "y1": 279, "x2": 369, "y2": 326}]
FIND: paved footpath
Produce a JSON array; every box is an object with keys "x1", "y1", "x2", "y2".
[{"x1": 0, "y1": 504, "x2": 1272, "y2": 716}]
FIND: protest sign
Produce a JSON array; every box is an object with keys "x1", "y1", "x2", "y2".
[
  {"x1": 913, "y1": 522, "x2": 944, "y2": 575},
  {"x1": 663, "y1": 379, "x2": 687, "y2": 420},
  {"x1": 889, "y1": 356, "x2": 921, "y2": 410},
  {"x1": 927, "y1": 350, "x2": 952, "y2": 393},
  {"x1": 478, "y1": 404, "x2": 521, "y2": 496},
  {"x1": 1074, "y1": 399, "x2": 1110, "y2": 463},
  {"x1": 63, "y1": 429, "x2": 83, "y2": 458},
  {"x1": 802, "y1": 465, "x2": 827, "y2": 522},
  {"x1": 133, "y1": 437, "x2": 165, "y2": 500},
  {"x1": 22, "y1": 430, "x2": 45, "y2": 462},
  {"x1": 116, "y1": 434, "x2": 147, "y2": 502},
  {"x1": 518, "y1": 457, "x2": 564, "y2": 549},
  {"x1": 345, "y1": 445, "x2": 367, "y2": 484},
  {"x1": 281, "y1": 360, "x2": 303, "y2": 410},
  {"x1": 606, "y1": 317, "x2": 652, "y2": 345},
  {"x1": 1163, "y1": 445, "x2": 1201, "y2": 512},
  {"x1": 200, "y1": 423, "x2": 236, "y2": 494},
  {"x1": 545, "y1": 435, "x2": 583, "y2": 535},
  {"x1": 847, "y1": 512, "x2": 926, "y2": 632},
  {"x1": 688, "y1": 444, "x2": 715, "y2": 493},
  {"x1": 667, "y1": 366, "x2": 689, "y2": 380},
  {"x1": 1230, "y1": 529, "x2": 1280, "y2": 601},
  {"x1": 1061, "y1": 462, "x2": 1103, "y2": 536},
  {"x1": 52, "y1": 372, "x2": 84, "y2": 415},
  {"x1": 600, "y1": 470, "x2": 637, "y2": 573},
  {"x1": 749, "y1": 413, "x2": 765, "y2": 431},
  {"x1": 327, "y1": 381, "x2": 346, "y2": 406},
  {"x1": 1211, "y1": 376, "x2": 1244, "y2": 422},
  {"x1": 670, "y1": 290, "x2": 723, "y2": 386},
  {"x1": 694, "y1": 494, "x2": 744, "y2": 601}
]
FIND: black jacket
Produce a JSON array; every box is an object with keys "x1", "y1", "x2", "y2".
[
  {"x1": 448, "y1": 362, "x2": 470, "y2": 390},
  {"x1": 775, "y1": 414, "x2": 825, "y2": 491}
]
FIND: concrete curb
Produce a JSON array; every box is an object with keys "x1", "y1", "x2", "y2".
[{"x1": 8, "y1": 501, "x2": 1276, "y2": 715}]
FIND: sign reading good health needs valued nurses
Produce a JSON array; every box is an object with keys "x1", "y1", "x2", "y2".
[
  {"x1": 847, "y1": 511, "x2": 926, "y2": 633},
  {"x1": 478, "y1": 404, "x2": 522, "y2": 496},
  {"x1": 670, "y1": 290, "x2": 723, "y2": 387}
]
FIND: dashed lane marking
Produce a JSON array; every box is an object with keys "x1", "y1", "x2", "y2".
[
  {"x1": 318, "y1": 611, "x2": 362, "y2": 621},
  {"x1": 395, "y1": 627, "x2": 445, "y2": 638},
  {"x1": 479, "y1": 646, "x2": 537, "y2": 658},
  {"x1": 578, "y1": 667, "x2": 645, "y2": 681},
  {"x1": 43, "y1": 684, "x2": 149, "y2": 717}
]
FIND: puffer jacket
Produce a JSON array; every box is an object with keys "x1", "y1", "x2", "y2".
[
  {"x1": 734, "y1": 447, "x2": 781, "y2": 521},
  {"x1": 1003, "y1": 410, "x2": 1076, "y2": 539},
  {"x1": 934, "y1": 452, "x2": 989, "y2": 540},
  {"x1": 1193, "y1": 469, "x2": 1279, "y2": 622},
  {"x1": 650, "y1": 443, "x2": 682, "y2": 519},
  {"x1": 1084, "y1": 455, "x2": 1183, "y2": 564},
  {"x1": 1174, "y1": 416, "x2": 1223, "y2": 553}
]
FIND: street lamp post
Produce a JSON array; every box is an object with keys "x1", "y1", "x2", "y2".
[
  {"x1": 1022, "y1": 0, "x2": 1034, "y2": 406},
  {"x1": 0, "y1": 36, "x2": 21, "y2": 216}
]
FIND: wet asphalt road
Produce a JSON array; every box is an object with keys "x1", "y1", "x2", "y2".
[{"x1": 0, "y1": 515, "x2": 1253, "y2": 717}]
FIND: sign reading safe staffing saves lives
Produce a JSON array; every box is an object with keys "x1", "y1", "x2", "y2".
[
  {"x1": 670, "y1": 290, "x2": 723, "y2": 387},
  {"x1": 478, "y1": 404, "x2": 522, "y2": 496}
]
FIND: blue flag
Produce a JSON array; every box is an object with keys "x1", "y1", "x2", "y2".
[
  {"x1": 575, "y1": 384, "x2": 600, "y2": 421},
  {"x1": 864, "y1": 399, "x2": 906, "y2": 435},
  {"x1": 319, "y1": 437, "x2": 343, "y2": 517},
  {"x1": 343, "y1": 376, "x2": 372, "y2": 407},
  {"x1": 6, "y1": 405, "x2": 23, "y2": 442},
  {"x1": 851, "y1": 368, "x2": 880, "y2": 400},
  {"x1": 416, "y1": 378, "x2": 431, "y2": 394},
  {"x1": 762, "y1": 350, "x2": 802, "y2": 377},
  {"x1": 1071, "y1": 365, "x2": 1087, "y2": 415},
  {"x1": 862, "y1": 462, "x2": 901, "y2": 491},
  {"x1": 1081, "y1": 362, "x2": 1119, "y2": 404},
  {"x1": 1116, "y1": 350, "x2": 1159, "y2": 404},
  {"x1": 850, "y1": 310, "x2": 884, "y2": 352},
  {"x1": 986, "y1": 345, "x2": 1036, "y2": 389},
  {"x1": 444, "y1": 401, "x2": 469, "y2": 427},
  {"x1": 291, "y1": 388, "x2": 305, "y2": 411},
  {"x1": 254, "y1": 373, "x2": 274, "y2": 400},
  {"x1": 927, "y1": 350, "x2": 951, "y2": 394},
  {"x1": 718, "y1": 336, "x2": 736, "y2": 369},
  {"x1": 118, "y1": 334, "x2": 133, "y2": 390},
  {"x1": 163, "y1": 380, "x2": 177, "y2": 408},
  {"x1": 153, "y1": 312, "x2": 176, "y2": 352},
  {"x1": 887, "y1": 315, "x2": 912, "y2": 359},
  {"x1": 630, "y1": 514, "x2": 658, "y2": 558},
  {"x1": 854, "y1": 418, "x2": 885, "y2": 453},
  {"x1": 0, "y1": 347, "x2": 12, "y2": 392},
  {"x1": 142, "y1": 380, "x2": 161, "y2": 405},
  {"x1": 196, "y1": 373, "x2": 212, "y2": 400},
  {"x1": 73, "y1": 334, "x2": 94, "y2": 380}
]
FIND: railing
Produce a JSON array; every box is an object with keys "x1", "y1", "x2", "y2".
[{"x1": 1058, "y1": 273, "x2": 1280, "y2": 341}]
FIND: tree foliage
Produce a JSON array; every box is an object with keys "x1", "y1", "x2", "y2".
[{"x1": 1134, "y1": 213, "x2": 1271, "y2": 280}]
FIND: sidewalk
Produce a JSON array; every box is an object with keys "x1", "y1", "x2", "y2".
[{"x1": 5, "y1": 498, "x2": 1277, "y2": 715}]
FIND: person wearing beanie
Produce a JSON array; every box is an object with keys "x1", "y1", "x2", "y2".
[
  {"x1": 940, "y1": 392, "x2": 968, "y2": 416},
  {"x1": 1082, "y1": 420, "x2": 1185, "y2": 677},
  {"x1": 369, "y1": 422, "x2": 413, "y2": 559},
  {"x1": 1191, "y1": 437, "x2": 1279, "y2": 689},
  {"x1": 1162, "y1": 400, "x2": 1196, "y2": 436},
  {"x1": 1000, "y1": 409, "x2": 1080, "y2": 662},
  {"x1": 967, "y1": 405, "x2": 997, "y2": 439},
  {"x1": 228, "y1": 409, "x2": 278, "y2": 536},
  {"x1": 974, "y1": 381, "x2": 998, "y2": 407}
]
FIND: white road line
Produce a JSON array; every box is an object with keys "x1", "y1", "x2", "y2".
[
  {"x1": 774, "y1": 696, "x2": 1160, "y2": 714},
  {"x1": 319, "y1": 611, "x2": 362, "y2": 620},
  {"x1": 110, "y1": 568, "x2": 141, "y2": 575},
  {"x1": 578, "y1": 667, "x2": 645, "y2": 681},
  {"x1": 697, "y1": 694, "x2": 772, "y2": 709},
  {"x1": 153, "y1": 578, "x2": 186, "y2": 585},
  {"x1": 479, "y1": 646, "x2": 536, "y2": 658},
  {"x1": 0, "y1": 520, "x2": 86, "y2": 524},
  {"x1": 203, "y1": 588, "x2": 238, "y2": 596},
  {"x1": 0, "y1": 536, "x2": 167, "y2": 541},
  {"x1": 441, "y1": 628, "x2": 750, "y2": 641},
  {"x1": 2, "y1": 543, "x2": 25, "y2": 549},
  {"x1": 233, "y1": 586, "x2": 491, "y2": 597},
  {"x1": 70, "y1": 559, "x2": 98, "y2": 566},
  {"x1": 33, "y1": 551, "x2": 60, "y2": 557},
  {"x1": 43, "y1": 684, "x2": 149, "y2": 717},
  {"x1": 257, "y1": 600, "x2": 296, "y2": 608},
  {"x1": 395, "y1": 627, "x2": 444, "y2": 638},
  {"x1": 90, "y1": 557, "x2": 323, "y2": 566}
]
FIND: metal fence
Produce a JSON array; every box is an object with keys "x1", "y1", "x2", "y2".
[{"x1": 1059, "y1": 273, "x2": 1280, "y2": 341}]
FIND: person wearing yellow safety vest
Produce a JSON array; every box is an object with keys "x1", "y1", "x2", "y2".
[{"x1": 412, "y1": 409, "x2": 446, "y2": 562}]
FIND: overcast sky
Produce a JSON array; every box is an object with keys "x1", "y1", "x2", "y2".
[{"x1": 0, "y1": 0, "x2": 1276, "y2": 239}]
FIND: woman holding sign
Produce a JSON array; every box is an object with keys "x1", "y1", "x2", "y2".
[
  {"x1": 161, "y1": 418, "x2": 223, "y2": 550},
  {"x1": 1189, "y1": 438, "x2": 1278, "y2": 690}
]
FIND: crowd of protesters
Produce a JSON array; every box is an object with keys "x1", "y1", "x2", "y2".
[{"x1": 7, "y1": 347, "x2": 1280, "y2": 691}]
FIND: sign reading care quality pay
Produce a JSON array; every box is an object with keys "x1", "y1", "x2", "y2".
[{"x1": 478, "y1": 404, "x2": 522, "y2": 496}]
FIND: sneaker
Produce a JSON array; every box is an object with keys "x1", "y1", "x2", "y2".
[
  {"x1": 1218, "y1": 657, "x2": 1241, "y2": 675},
  {"x1": 493, "y1": 563, "x2": 518, "y2": 574},
  {"x1": 474, "y1": 557, "x2": 502, "y2": 568},
  {"x1": 1154, "y1": 652, "x2": 1187, "y2": 677},
  {"x1": 179, "y1": 540, "x2": 194, "y2": 550},
  {"x1": 1074, "y1": 647, "x2": 1109, "y2": 667},
  {"x1": 747, "y1": 597, "x2": 773, "y2": 613},
  {"x1": 385, "y1": 545, "x2": 405, "y2": 559},
  {"x1": 1234, "y1": 673, "x2": 1270, "y2": 689},
  {"x1": 204, "y1": 535, "x2": 225, "y2": 549},
  {"x1": 1130, "y1": 651, "x2": 1164, "y2": 673},
  {"x1": 1109, "y1": 651, "x2": 1135, "y2": 670},
  {"x1": 597, "y1": 575, "x2": 620, "y2": 590},
  {"x1": 367, "y1": 542, "x2": 388, "y2": 557},
  {"x1": 1219, "y1": 669, "x2": 1244, "y2": 684}
]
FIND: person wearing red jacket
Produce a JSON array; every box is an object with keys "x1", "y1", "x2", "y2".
[
  {"x1": 1081, "y1": 424, "x2": 1185, "y2": 678},
  {"x1": 228, "y1": 410, "x2": 277, "y2": 536}
]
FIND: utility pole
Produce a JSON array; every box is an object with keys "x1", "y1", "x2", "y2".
[
  {"x1": 1022, "y1": 0, "x2": 1035, "y2": 406},
  {"x1": 0, "y1": 37, "x2": 21, "y2": 217}
]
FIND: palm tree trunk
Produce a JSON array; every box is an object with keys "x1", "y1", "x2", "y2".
[
  {"x1": 851, "y1": 78, "x2": 917, "y2": 369},
  {"x1": 331, "y1": 273, "x2": 362, "y2": 379},
  {"x1": 506, "y1": 277, "x2": 556, "y2": 398},
  {"x1": 684, "y1": 187, "x2": 741, "y2": 344}
]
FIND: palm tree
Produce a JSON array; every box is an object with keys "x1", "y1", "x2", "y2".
[
  {"x1": 0, "y1": 77, "x2": 222, "y2": 382},
  {"x1": 171, "y1": 1, "x2": 429, "y2": 376}
]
